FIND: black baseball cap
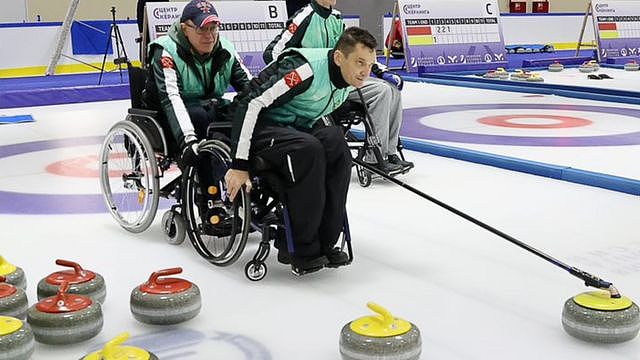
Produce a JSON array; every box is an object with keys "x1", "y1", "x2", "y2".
[{"x1": 180, "y1": 0, "x2": 221, "y2": 28}]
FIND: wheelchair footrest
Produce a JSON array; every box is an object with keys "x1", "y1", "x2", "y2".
[
  {"x1": 325, "y1": 260, "x2": 352, "y2": 269},
  {"x1": 291, "y1": 265, "x2": 325, "y2": 276}
]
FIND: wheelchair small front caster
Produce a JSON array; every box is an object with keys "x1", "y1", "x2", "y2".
[
  {"x1": 161, "y1": 209, "x2": 186, "y2": 245},
  {"x1": 245, "y1": 260, "x2": 267, "y2": 281},
  {"x1": 357, "y1": 166, "x2": 372, "y2": 187}
]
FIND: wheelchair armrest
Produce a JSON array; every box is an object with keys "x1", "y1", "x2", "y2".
[{"x1": 128, "y1": 108, "x2": 158, "y2": 118}]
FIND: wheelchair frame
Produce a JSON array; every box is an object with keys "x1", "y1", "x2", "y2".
[{"x1": 330, "y1": 99, "x2": 411, "y2": 188}]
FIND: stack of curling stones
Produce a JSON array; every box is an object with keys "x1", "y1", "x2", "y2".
[
  {"x1": 547, "y1": 61, "x2": 564, "y2": 72},
  {"x1": 340, "y1": 302, "x2": 421, "y2": 360},
  {"x1": 0, "y1": 256, "x2": 26, "y2": 290},
  {"x1": 0, "y1": 316, "x2": 35, "y2": 360},
  {"x1": 0, "y1": 276, "x2": 28, "y2": 320},
  {"x1": 81, "y1": 332, "x2": 158, "y2": 360},
  {"x1": 27, "y1": 281, "x2": 103, "y2": 344},
  {"x1": 130, "y1": 267, "x2": 201, "y2": 325},
  {"x1": 624, "y1": 60, "x2": 639, "y2": 71},
  {"x1": 562, "y1": 290, "x2": 640, "y2": 343},
  {"x1": 37, "y1": 259, "x2": 106, "y2": 304}
]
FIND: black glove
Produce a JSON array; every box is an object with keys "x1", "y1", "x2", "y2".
[{"x1": 180, "y1": 140, "x2": 200, "y2": 168}]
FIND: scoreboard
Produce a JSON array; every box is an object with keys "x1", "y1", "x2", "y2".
[
  {"x1": 396, "y1": 0, "x2": 507, "y2": 73},
  {"x1": 146, "y1": 1, "x2": 287, "y2": 74},
  {"x1": 592, "y1": 0, "x2": 640, "y2": 60}
]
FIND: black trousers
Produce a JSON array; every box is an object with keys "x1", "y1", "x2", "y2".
[
  {"x1": 250, "y1": 123, "x2": 351, "y2": 257},
  {"x1": 187, "y1": 104, "x2": 230, "y2": 200}
]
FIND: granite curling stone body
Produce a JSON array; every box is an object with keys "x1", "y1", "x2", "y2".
[
  {"x1": 27, "y1": 282, "x2": 103, "y2": 345},
  {"x1": 562, "y1": 290, "x2": 640, "y2": 343},
  {"x1": 340, "y1": 302, "x2": 421, "y2": 360},
  {"x1": 37, "y1": 259, "x2": 106, "y2": 304},
  {"x1": 624, "y1": 61, "x2": 639, "y2": 71},
  {"x1": 80, "y1": 332, "x2": 159, "y2": 360},
  {"x1": 0, "y1": 316, "x2": 35, "y2": 360},
  {"x1": 0, "y1": 276, "x2": 28, "y2": 320},
  {"x1": 130, "y1": 267, "x2": 201, "y2": 325},
  {"x1": 547, "y1": 62, "x2": 564, "y2": 72},
  {"x1": 0, "y1": 257, "x2": 26, "y2": 291}
]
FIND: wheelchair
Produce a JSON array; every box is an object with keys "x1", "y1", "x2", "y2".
[
  {"x1": 243, "y1": 158, "x2": 354, "y2": 281},
  {"x1": 99, "y1": 63, "x2": 353, "y2": 281},
  {"x1": 99, "y1": 64, "x2": 251, "y2": 267},
  {"x1": 329, "y1": 100, "x2": 411, "y2": 188}
]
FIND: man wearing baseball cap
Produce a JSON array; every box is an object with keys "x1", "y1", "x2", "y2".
[{"x1": 142, "y1": 0, "x2": 252, "y2": 235}]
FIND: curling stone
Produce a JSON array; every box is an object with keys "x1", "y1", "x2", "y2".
[
  {"x1": 510, "y1": 69, "x2": 532, "y2": 81},
  {"x1": 80, "y1": 332, "x2": 159, "y2": 360},
  {"x1": 624, "y1": 61, "x2": 639, "y2": 71},
  {"x1": 0, "y1": 256, "x2": 26, "y2": 290},
  {"x1": 339, "y1": 302, "x2": 421, "y2": 360},
  {"x1": 37, "y1": 259, "x2": 106, "y2": 304},
  {"x1": 562, "y1": 291, "x2": 640, "y2": 343},
  {"x1": 547, "y1": 61, "x2": 564, "y2": 72},
  {"x1": 0, "y1": 276, "x2": 28, "y2": 320},
  {"x1": 0, "y1": 316, "x2": 35, "y2": 360},
  {"x1": 526, "y1": 73, "x2": 544, "y2": 82},
  {"x1": 578, "y1": 60, "x2": 599, "y2": 73},
  {"x1": 27, "y1": 281, "x2": 103, "y2": 345},
  {"x1": 130, "y1": 267, "x2": 201, "y2": 325},
  {"x1": 483, "y1": 68, "x2": 509, "y2": 80}
]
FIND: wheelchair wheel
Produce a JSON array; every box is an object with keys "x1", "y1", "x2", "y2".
[
  {"x1": 245, "y1": 261, "x2": 267, "y2": 281},
  {"x1": 161, "y1": 209, "x2": 186, "y2": 245},
  {"x1": 183, "y1": 141, "x2": 251, "y2": 267},
  {"x1": 99, "y1": 120, "x2": 160, "y2": 233},
  {"x1": 356, "y1": 165, "x2": 372, "y2": 187}
]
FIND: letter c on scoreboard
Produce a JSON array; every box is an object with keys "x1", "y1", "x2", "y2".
[{"x1": 486, "y1": 3, "x2": 493, "y2": 15}]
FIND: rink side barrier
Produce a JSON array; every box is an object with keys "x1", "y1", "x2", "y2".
[
  {"x1": 350, "y1": 129, "x2": 640, "y2": 196},
  {"x1": 405, "y1": 73, "x2": 640, "y2": 106}
]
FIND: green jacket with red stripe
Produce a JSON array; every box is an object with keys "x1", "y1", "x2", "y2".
[
  {"x1": 230, "y1": 47, "x2": 353, "y2": 170},
  {"x1": 263, "y1": 0, "x2": 386, "y2": 76},
  {"x1": 263, "y1": 1, "x2": 344, "y2": 64},
  {"x1": 143, "y1": 21, "x2": 251, "y2": 147}
]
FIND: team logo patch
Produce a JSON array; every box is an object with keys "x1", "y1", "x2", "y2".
[
  {"x1": 161, "y1": 56, "x2": 175, "y2": 69},
  {"x1": 196, "y1": 1, "x2": 212, "y2": 13},
  {"x1": 288, "y1": 23, "x2": 298, "y2": 34},
  {"x1": 284, "y1": 70, "x2": 301, "y2": 88}
]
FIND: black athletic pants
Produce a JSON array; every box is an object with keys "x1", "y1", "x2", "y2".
[
  {"x1": 250, "y1": 122, "x2": 351, "y2": 257},
  {"x1": 187, "y1": 104, "x2": 230, "y2": 201}
]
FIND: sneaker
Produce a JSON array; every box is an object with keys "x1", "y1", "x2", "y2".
[
  {"x1": 388, "y1": 154, "x2": 414, "y2": 170},
  {"x1": 325, "y1": 248, "x2": 350, "y2": 268},
  {"x1": 365, "y1": 159, "x2": 403, "y2": 174}
]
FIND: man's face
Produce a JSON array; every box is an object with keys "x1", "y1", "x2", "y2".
[
  {"x1": 181, "y1": 21, "x2": 219, "y2": 55},
  {"x1": 334, "y1": 43, "x2": 375, "y2": 88},
  {"x1": 316, "y1": 0, "x2": 337, "y2": 8}
]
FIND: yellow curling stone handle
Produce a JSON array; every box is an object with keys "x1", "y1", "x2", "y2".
[
  {"x1": 574, "y1": 291, "x2": 633, "y2": 311},
  {"x1": 0, "y1": 256, "x2": 17, "y2": 276},
  {"x1": 0, "y1": 316, "x2": 23, "y2": 336},
  {"x1": 350, "y1": 302, "x2": 412, "y2": 337},
  {"x1": 83, "y1": 332, "x2": 150, "y2": 360}
]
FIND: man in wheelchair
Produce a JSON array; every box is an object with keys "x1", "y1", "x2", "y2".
[
  {"x1": 224, "y1": 27, "x2": 376, "y2": 272},
  {"x1": 141, "y1": 0, "x2": 251, "y2": 235},
  {"x1": 262, "y1": 0, "x2": 413, "y2": 175}
]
